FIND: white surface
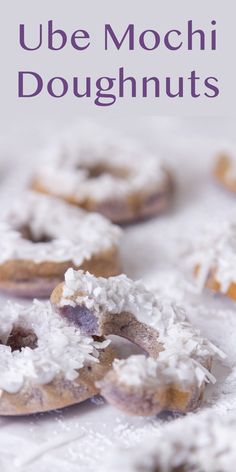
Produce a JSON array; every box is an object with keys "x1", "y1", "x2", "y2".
[{"x1": 0, "y1": 117, "x2": 236, "y2": 472}]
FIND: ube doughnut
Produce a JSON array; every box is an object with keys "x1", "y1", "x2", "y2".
[
  {"x1": 188, "y1": 221, "x2": 236, "y2": 301},
  {"x1": 51, "y1": 270, "x2": 224, "y2": 416},
  {"x1": 0, "y1": 300, "x2": 115, "y2": 415},
  {"x1": 32, "y1": 124, "x2": 174, "y2": 224},
  {"x1": 0, "y1": 192, "x2": 121, "y2": 298}
]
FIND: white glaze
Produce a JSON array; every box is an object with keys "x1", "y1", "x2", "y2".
[
  {"x1": 36, "y1": 123, "x2": 167, "y2": 202},
  {"x1": 60, "y1": 270, "x2": 225, "y2": 387},
  {"x1": 0, "y1": 300, "x2": 109, "y2": 393},
  {"x1": 0, "y1": 192, "x2": 121, "y2": 264}
]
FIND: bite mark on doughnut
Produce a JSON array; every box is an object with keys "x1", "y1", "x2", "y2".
[
  {"x1": 59, "y1": 304, "x2": 99, "y2": 334},
  {"x1": 54, "y1": 288, "x2": 162, "y2": 355}
]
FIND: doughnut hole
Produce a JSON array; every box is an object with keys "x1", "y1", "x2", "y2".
[
  {"x1": 1, "y1": 326, "x2": 38, "y2": 351},
  {"x1": 108, "y1": 335, "x2": 145, "y2": 359},
  {"x1": 18, "y1": 224, "x2": 52, "y2": 243},
  {"x1": 81, "y1": 163, "x2": 130, "y2": 180}
]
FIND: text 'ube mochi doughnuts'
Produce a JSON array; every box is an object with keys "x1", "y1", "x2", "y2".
[
  {"x1": 100, "y1": 412, "x2": 236, "y2": 472},
  {"x1": 51, "y1": 270, "x2": 224, "y2": 417},
  {"x1": 214, "y1": 152, "x2": 236, "y2": 193},
  {"x1": 188, "y1": 221, "x2": 236, "y2": 301},
  {"x1": 32, "y1": 124, "x2": 174, "y2": 224},
  {"x1": 0, "y1": 192, "x2": 121, "y2": 298},
  {"x1": 0, "y1": 300, "x2": 115, "y2": 415}
]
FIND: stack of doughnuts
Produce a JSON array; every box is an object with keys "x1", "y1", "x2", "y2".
[{"x1": 32, "y1": 124, "x2": 174, "y2": 224}]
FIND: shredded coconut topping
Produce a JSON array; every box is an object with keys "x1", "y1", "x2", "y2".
[
  {"x1": 186, "y1": 220, "x2": 236, "y2": 293},
  {"x1": 0, "y1": 192, "x2": 121, "y2": 264},
  {"x1": 100, "y1": 411, "x2": 236, "y2": 472},
  {"x1": 0, "y1": 300, "x2": 108, "y2": 393},
  {"x1": 112, "y1": 354, "x2": 215, "y2": 388},
  {"x1": 35, "y1": 123, "x2": 167, "y2": 202},
  {"x1": 60, "y1": 270, "x2": 225, "y2": 387}
]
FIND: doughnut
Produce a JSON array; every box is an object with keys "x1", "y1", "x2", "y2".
[
  {"x1": 214, "y1": 153, "x2": 236, "y2": 193},
  {"x1": 51, "y1": 270, "x2": 224, "y2": 416},
  {"x1": 0, "y1": 300, "x2": 116, "y2": 415},
  {"x1": 32, "y1": 124, "x2": 174, "y2": 224},
  {"x1": 0, "y1": 192, "x2": 121, "y2": 298},
  {"x1": 100, "y1": 412, "x2": 236, "y2": 472},
  {"x1": 188, "y1": 221, "x2": 236, "y2": 301}
]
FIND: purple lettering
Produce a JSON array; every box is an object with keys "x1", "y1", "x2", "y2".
[
  {"x1": 119, "y1": 67, "x2": 136, "y2": 97},
  {"x1": 19, "y1": 24, "x2": 42, "y2": 51},
  {"x1": 188, "y1": 20, "x2": 205, "y2": 50},
  {"x1": 142, "y1": 77, "x2": 160, "y2": 97},
  {"x1": 48, "y1": 20, "x2": 67, "y2": 50},
  {"x1": 188, "y1": 70, "x2": 200, "y2": 97},
  {"x1": 204, "y1": 77, "x2": 219, "y2": 97},
  {"x1": 95, "y1": 77, "x2": 116, "y2": 106},
  {"x1": 105, "y1": 24, "x2": 134, "y2": 50},
  {"x1": 166, "y1": 77, "x2": 184, "y2": 98},
  {"x1": 211, "y1": 20, "x2": 217, "y2": 50},
  {"x1": 47, "y1": 77, "x2": 68, "y2": 97},
  {"x1": 18, "y1": 71, "x2": 43, "y2": 97},
  {"x1": 164, "y1": 30, "x2": 182, "y2": 50},
  {"x1": 73, "y1": 77, "x2": 91, "y2": 97},
  {"x1": 139, "y1": 30, "x2": 160, "y2": 50},
  {"x1": 71, "y1": 30, "x2": 90, "y2": 50}
]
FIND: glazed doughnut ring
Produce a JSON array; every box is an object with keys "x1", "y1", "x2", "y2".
[
  {"x1": 100, "y1": 412, "x2": 236, "y2": 472},
  {"x1": 214, "y1": 153, "x2": 236, "y2": 193},
  {"x1": 188, "y1": 221, "x2": 236, "y2": 301},
  {"x1": 0, "y1": 192, "x2": 121, "y2": 298},
  {"x1": 32, "y1": 125, "x2": 174, "y2": 224},
  {"x1": 0, "y1": 300, "x2": 115, "y2": 415},
  {"x1": 51, "y1": 270, "x2": 223, "y2": 416}
]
